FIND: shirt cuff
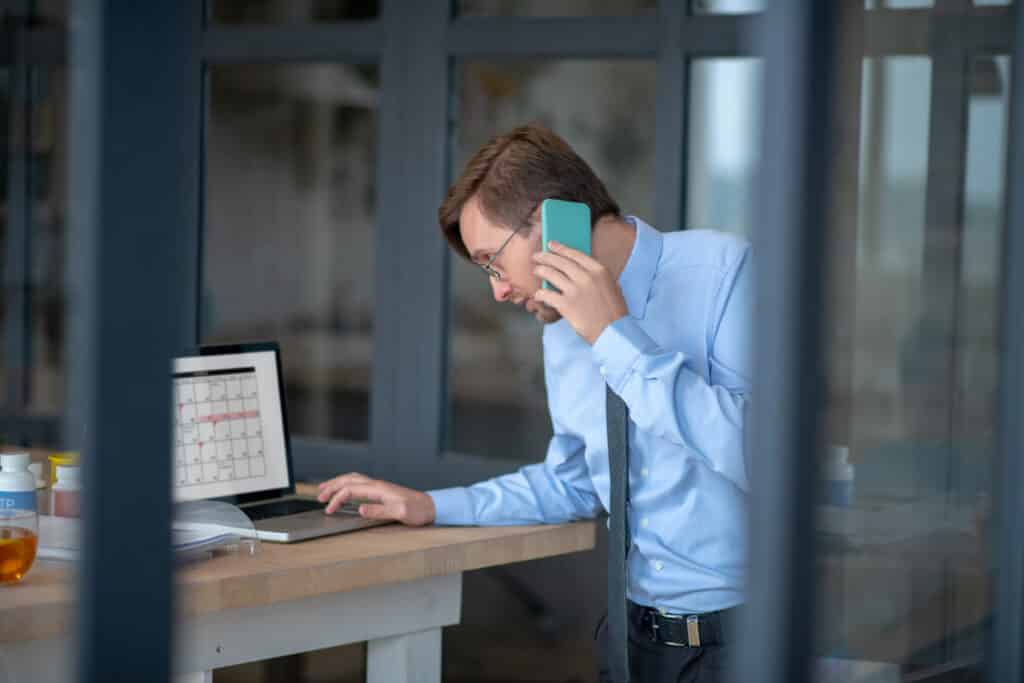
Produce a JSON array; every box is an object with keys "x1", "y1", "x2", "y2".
[
  {"x1": 427, "y1": 487, "x2": 477, "y2": 526},
  {"x1": 592, "y1": 316, "x2": 659, "y2": 393}
]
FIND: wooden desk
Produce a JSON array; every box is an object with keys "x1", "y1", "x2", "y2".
[{"x1": 0, "y1": 467, "x2": 597, "y2": 683}]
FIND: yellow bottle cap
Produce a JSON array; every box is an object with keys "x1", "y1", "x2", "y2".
[{"x1": 48, "y1": 451, "x2": 80, "y2": 486}]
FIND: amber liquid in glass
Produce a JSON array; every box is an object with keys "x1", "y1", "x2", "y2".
[{"x1": 0, "y1": 527, "x2": 38, "y2": 583}]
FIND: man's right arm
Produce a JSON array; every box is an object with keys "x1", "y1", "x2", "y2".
[
  {"x1": 317, "y1": 432, "x2": 601, "y2": 527},
  {"x1": 429, "y1": 432, "x2": 601, "y2": 526}
]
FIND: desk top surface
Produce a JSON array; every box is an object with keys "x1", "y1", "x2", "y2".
[{"x1": 0, "y1": 449, "x2": 597, "y2": 643}]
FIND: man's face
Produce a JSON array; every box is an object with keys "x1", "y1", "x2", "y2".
[{"x1": 459, "y1": 196, "x2": 561, "y2": 324}]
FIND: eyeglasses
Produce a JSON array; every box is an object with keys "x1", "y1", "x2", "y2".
[{"x1": 478, "y1": 224, "x2": 525, "y2": 281}]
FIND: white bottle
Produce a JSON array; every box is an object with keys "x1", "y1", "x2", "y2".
[
  {"x1": 822, "y1": 445, "x2": 854, "y2": 507},
  {"x1": 0, "y1": 453, "x2": 37, "y2": 512}
]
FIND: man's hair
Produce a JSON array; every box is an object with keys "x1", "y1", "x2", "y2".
[{"x1": 438, "y1": 123, "x2": 621, "y2": 261}]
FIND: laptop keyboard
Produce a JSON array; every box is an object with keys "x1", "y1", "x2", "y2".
[
  {"x1": 243, "y1": 498, "x2": 323, "y2": 521},
  {"x1": 242, "y1": 498, "x2": 361, "y2": 521}
]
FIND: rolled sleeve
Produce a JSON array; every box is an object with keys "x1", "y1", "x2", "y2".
[
  {"x1": 591, "y1": 316, "x2": 660, "y2": 393},
  {"x1": 427, "y1": 486, "x2": 476, "y2": 526}
]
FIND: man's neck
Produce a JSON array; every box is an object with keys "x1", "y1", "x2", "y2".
[{"x1": 592, "y1": 215, "x2": 636, "y2": 282}]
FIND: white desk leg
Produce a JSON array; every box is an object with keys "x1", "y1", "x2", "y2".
[
  {"x1": 176, "y1": 672, "x2": 212, "y2": 683},
  {"x1": 366, "y1": 627, "x2": 442, "y2": 683}
]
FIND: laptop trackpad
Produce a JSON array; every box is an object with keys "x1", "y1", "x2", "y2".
[{"x1": 256, "y1": 510, "x2": 390, "y2": 535}]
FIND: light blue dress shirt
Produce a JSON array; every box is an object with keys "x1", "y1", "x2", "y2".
[{"x1": 429, "y1": 216, "x2": 751, "y2": 613}]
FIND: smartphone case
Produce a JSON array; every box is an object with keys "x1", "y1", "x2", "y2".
[{"x1": 541, "y1": 199, "x2": 592, "y2": 290}]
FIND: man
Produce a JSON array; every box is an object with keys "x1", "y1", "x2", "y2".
[{"x1": 318, "y1": 123, "x2": 751, "y2": 682}]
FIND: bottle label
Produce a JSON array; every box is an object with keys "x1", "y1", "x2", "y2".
[{"x1": 0, "y1": 491, "x2": 36, "y2": 512}]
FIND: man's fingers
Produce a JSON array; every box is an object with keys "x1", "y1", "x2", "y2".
[
  {"x1": 319, "y1": 473, "x2": 364, "y2": 495},
  {"x1": 359, "y1": 503, "x2": 398, "y2": 520},
  {"x1": 317, "y1": 472, "x2": 371, "y2": 501},
  {"x1": 325, "y1": 489, "x2": 352, "y2": 513},
  {"x1": 547, "y1": 240, "x2": 603, "y2": 272},
  {"x1": 325, "y1": 483, "x2": 386, "y2": 513},
  {"x1": 533, "y1": 264, "x2": 573, "y2": 293},
  {"x1": 531, "y1": 288, "x2": 563, "y2": 312},
  {"x1": 535, "y1": 249, "x2": 589, "y2": 282}
]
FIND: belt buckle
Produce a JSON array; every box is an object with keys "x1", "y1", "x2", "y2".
[{"x1": 651, "y1": 610, "x2": 697, "y2": 648}]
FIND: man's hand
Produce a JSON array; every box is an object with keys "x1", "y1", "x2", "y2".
[
  {"x1": 532, "y1": 241, "x2": 629, "y2": 344},
  {"x1": 317, "y1": 473, "x2": 436, "y2": 526}
]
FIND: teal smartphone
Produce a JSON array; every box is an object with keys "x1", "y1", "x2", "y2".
[{"x1": 541, "y1": 199, "x2": 591, "y2": 291}]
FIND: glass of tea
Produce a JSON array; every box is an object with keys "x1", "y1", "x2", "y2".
[{"x1": 0, "y1": 509, "x2": 38, "y2": 583}]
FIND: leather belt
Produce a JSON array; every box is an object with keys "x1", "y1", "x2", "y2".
[{"x1": 633, "y1": 603, "x2": 740, "y2": 648}]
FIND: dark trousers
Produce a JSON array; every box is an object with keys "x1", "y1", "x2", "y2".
[{"x1": 595, "y1": 605, "x2": 730, "y2": 683}]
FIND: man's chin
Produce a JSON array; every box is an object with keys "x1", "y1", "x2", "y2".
[{"x1": 526, "y1": 302, "x2": 561, "y2": 324}]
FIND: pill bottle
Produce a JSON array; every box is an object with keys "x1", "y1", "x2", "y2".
[
  {"x1": 0, "y1": 453, "x2": 37, "y2": 513},
  {"x1": 48, "y1": 451, "x2": 79, "y2": 488},
  {"x1": 51, "y1": 465, "x2": 82, "y2": 518}
]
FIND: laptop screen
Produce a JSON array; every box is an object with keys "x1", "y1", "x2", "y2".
[{"x1": 172, "y1": 348, "x2": 290, "y2": 502}]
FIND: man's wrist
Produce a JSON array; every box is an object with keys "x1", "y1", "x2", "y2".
[
  {"x1": 592, "y1": 316, "x2": 659, "y2": 391},
  {"x1": 427, "y1": 486, "x2": 476, "y2": 525},
  {"x1": 585, "y1": 313, "x2": 628, "y2": 346},
  {"x1": 420, "y1": 490, "x2": 437, "y2": 525}
]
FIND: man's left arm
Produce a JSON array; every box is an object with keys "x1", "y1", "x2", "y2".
[
  {"x1": 533, "y1": 241, "x2": 752, "y2": 491},
  {"x1": 593, "y1": 251, "x2": 751, "y2": 491}
]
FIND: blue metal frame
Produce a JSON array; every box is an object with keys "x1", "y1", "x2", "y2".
[
  {"x1": 992, "y1": 1, "x2": 1024, "y2": 679},
  {"x1": 734, "y1": 2, "x2": 836, "y2": 682},
  {"x1": 68, "y1": 1, "x2": 199, "y2": 680}
]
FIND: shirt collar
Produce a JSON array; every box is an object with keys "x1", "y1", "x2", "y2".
[{"x1": 618, "y1": 216, "x2": 663, "y2": 320}]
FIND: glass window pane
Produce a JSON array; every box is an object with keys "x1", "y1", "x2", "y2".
[
  {"x1": 815, "y1": 56, "x2": 935, "y2": 675},
  {"x1": 458, "y1": 0, "x2": 655, "y2": 17},
  {"x1": 29, "y1": 69, "x2": 68, "y2": 416},
  {"x1": 687, "y1": 58, "x2": 763, "y2": 237},
  {"x1": 1, "y1": 66, "x2": 67, "y2": 422},
  {"x1": 692, "y1": 0, "x2": 765, "y2": 13},
  {"x1": 204, "y1": 64, "x2": 378, "y2": 442},
  {"x1": 812, "y1": 49, "x2": 1004, "y2": 680},
  {"x1": 958, "y1": 56, "x2": 1009, "y2": 457},
  {"x1": 447, "y1": 60, "x2": 656, "y2": 462},
  {"x1": 0, "y1": 67, "x2": 9, "y2": 410},
  {"x1": 212, "y1": 0, "x2": 379, "y2": 23}
]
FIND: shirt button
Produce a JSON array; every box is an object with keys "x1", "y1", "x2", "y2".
[
  {"x1": 641, "y1": 517, "x2": 649, "y2": 528},
  {"x1": 641, "y1": 467, "x2": 649, "y2": 477},
  {"x1": 599, "y1": 365, "x2": 607, "y2": 376},
  {"x1": 654, "y1": 561, "x2": 664, "y2": 572}
]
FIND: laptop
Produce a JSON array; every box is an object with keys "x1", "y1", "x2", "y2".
[{"x1": 172, "y1": 341, "x2": 389, "y2": 542}]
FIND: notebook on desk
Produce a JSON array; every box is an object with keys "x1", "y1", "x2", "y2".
[{"x1": 172, "y1": 341, "x2": 389, "y2": 543}]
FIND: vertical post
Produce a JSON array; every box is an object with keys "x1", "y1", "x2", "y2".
[
  {"x1": 189, "y1": 0, "x2": 207, "y2": 347},
  {"x1": 733, "y1": 2, "x2": 836, "y2": 683},
  {"x1": 68, "y1": 1, "x2": 198, "y2": 680},
  {"x1": 655, "y1": 0, "x2": 686, "y2": 231},
  {"x1": 991, "y1": 1, "x2": 1024, "y2": 679},
  {"x1": 373, "y1": 0, "x2": 451, "y2": 479}
]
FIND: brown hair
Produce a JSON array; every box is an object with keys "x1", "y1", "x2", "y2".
[{"x1": 438, "y1": 123, "x2": 621, "y2": 261}]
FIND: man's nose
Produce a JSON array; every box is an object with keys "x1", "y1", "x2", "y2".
[{"x1": 491, "y1": 278, "x2": 513, "y2": 302}]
